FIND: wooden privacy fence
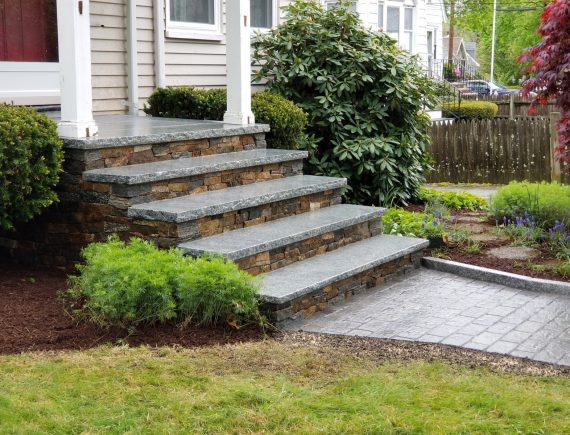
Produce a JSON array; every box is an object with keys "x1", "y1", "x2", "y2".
[{"x1": 427, "y1": 117, "x2": 560, "y2": 184}]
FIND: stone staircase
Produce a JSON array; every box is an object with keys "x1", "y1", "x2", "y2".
[{"x1": 2, "y1": 118, "x2": 427, "y2": 323}]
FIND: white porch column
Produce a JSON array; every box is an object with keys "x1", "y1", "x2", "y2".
[
  {"x1": 223, "y1": 0, "x2": 255, "y2": 125},
  {"x1": 57, "y1": 0, "x2": 98, "y2": 138}
]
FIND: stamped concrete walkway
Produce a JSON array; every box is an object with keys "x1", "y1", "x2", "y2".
[{"x1": 286, "y1": 269, "x2": 570, "y2": 366}]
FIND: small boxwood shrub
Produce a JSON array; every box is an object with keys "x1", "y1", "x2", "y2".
[
  {"x1": 489, "y1": 182, "x2": 570, "y2": 228},
  {"x1": 418, "y1": 187, "x2": 487, "y2": 210},
  {"x1": 0, "y1": 105, "x2": 63, "y2": 230},
  {"x1": 442, "y1": 101, "x2": 498, "y2": 120},
  {"x1": 62, "y1": 237, "x2": 262, "y2": 329},
  {"x1": 144, "y1": 87, "x2": 308, "y2": 149}
]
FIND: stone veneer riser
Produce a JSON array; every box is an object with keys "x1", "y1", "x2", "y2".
[
  {"x1": 75, "y1": 160, "x2": 304, "y2": 209},
  {"x1": 264, "y1": 253, "x2": 422, "y2": 323},
  {"x1": 64, "y1": 134, "x2": 267, "y2": 174},
  {"x1": 123, "y1": 189, "x2": 343, "y2": 248},
  {"x1": 236, "y1": 220, "x2": 382, "y2": 275},
  {"x1": 0, "y1": 132, "x2": 268, "y2": 268}
]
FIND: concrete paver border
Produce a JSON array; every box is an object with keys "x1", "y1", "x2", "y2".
[{"x1": 422, "y1": 257, "x2": 570, "y2": 296}]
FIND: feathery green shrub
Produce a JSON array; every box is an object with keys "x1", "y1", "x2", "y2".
[{"x1": 62, "y1": 237, "x2": 262, "y2": 329}]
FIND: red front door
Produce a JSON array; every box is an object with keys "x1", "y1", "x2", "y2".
[
  {"x1": 0, "y1": 0, "x2": 59, "y2": 105},
  {"x1": 0, "y1": 0, "x2": 58, "y2": 62}
]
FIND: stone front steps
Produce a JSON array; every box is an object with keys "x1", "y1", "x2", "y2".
[
  {"x1": 260, "y1": 235, "x2": 428, "y2": 322},
  {"x1": 178, "y1": 204, "x2": 383, "y2": 274},
  {"x1": 2, "y1": 116, "x2": 428, "y2": 322}
]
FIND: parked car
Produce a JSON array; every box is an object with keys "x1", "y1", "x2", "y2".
[{"x1": 464, "y1": 80, "x2": 518, "y2": 96}]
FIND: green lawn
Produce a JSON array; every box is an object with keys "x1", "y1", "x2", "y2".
[{"x1": 1, "y1": 341, "x2": 569, "y2": 434}]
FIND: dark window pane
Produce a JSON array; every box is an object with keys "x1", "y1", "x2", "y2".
[
  {"x1": 0, "y1": 0, "x2": 58, "y2": 62},
  {"x1": 251, "y1": 0, "x2": 272, "y2": 28},
  {"x1": 170, "y1": 0, "x2": 215, "y2": 24}
]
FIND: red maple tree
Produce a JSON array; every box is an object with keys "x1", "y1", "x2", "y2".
[{"x1": 520, "y1": 0, "x2": 570, "y2": 167}]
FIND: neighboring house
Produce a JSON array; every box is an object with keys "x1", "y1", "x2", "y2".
[
  {"x1": 442, "y1": 36, "x2": 480, "y2": 70},
  {"x1": 0, "y1": 0, "x2": 444, "y2": 118},
  {"x1": 323, "y1": 0, "x2": 445, "y2": 72}
]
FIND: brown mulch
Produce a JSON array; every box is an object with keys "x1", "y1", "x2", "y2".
[
  {"x1": 401, "y1": 206, "x2": 568, "y2": 283},
  {"x1": 429, "y1": 213, "x2": 568, "y2": 283},
  {"x1": 0, "y1": 257, "x2": 263, "y2": 355}
]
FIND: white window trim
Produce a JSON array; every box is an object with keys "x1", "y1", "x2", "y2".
[
  {"x1": 250, "y1": 0, "x2": 280, "y2": 33},
  {"x1": 165, "y1": 0, "x2": 224, "y2": 41},
  {"x1": 378, "y1": 1, "x2": 416, "y2": 54}
]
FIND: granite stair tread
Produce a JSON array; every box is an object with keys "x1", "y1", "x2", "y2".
[
  {"x1": 178, "y1": 204, "x2": 385, "y2": 260},
  {"x1": 259, "y1": 235, "x2": 429, "y2": 304},
  {"x1": 128, "y1": 175, "x2": 347, "y2": 223},
  {"x1": 82, "y1": 149, "x2": 308, "y2": 185}
]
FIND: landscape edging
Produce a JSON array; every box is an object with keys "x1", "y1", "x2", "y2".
[{"x1": 422, "y1": 257, "x2": 570, "y2": 296}]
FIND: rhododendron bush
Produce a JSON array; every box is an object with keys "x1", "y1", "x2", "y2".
[{"x1": 520, "y1": 0, "x2": 570, "y2": 168}]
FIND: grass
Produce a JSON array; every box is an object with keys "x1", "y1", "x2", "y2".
[{"x1": 1, "y1": 341, "x2": 569, "y2": 433}]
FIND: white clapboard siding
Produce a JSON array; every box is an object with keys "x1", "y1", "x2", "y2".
[
  {"x1": 89, "y1": 0, "x2": 288, "y2": 114},
  {"x1": 90, "y1": 0, "x2": 128, "y2": 115}
]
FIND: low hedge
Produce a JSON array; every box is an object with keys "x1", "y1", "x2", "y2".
[
  {"x1": 144, "y1": 87, "x2": 308, "y2": 149},
  {"x1": 442, "y1": 101, "x2": 498, "y2": 120},
  {"x1": 0, "y1": 105, "x2": 63, "y2": 231},
  {"x1": 489, "y1": 182, "x2": 570, "y2": 228},
  {"x1": 62, "y1": 237, "x2": 262, "y2": 329}
]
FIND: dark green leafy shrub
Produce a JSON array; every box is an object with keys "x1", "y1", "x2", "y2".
[
  {"x1": 144, "y1": 87, "x2": 227, "y2": 120},
  {"x1": 0, "y1": 105, "x2": 63, "y2": 230},
  {"x1": 252, "y1": 91, "x2": 307, "y2": 149},
  {"x1": 419, "y1": 187, "x2": 487, "y2": 210},
  {"x1": 177, "y1": 255, "x2": 261, "y2": 326},
  {"x1": 62, "y1": 237, "x2": 261, "y2": 329},
  {"x1": 442, "y1": 101, "x2": 498, "y2": 119},
  {"x1": 252, "y1": 0, "x2": 438, "y2": 206},
  {"x1": 489, "y1": 182, "x2": 570, "y2": 228},
  {"x1": 144, "y1": 87, "x2": 308, "y2": 149}
]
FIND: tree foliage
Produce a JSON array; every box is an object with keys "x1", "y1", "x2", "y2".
[
  {"x1": 520, "y1": 0, "x2": 570, "y2": 167},
  {"x1": 456, "y1": 0, "x2": 541, "y2": 84},
  {"x1": 252, "y1": 0, "x2": 437, "y2": 206}
]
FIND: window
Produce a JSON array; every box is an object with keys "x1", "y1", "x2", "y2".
[
  {"x1": 166, "y1": 0, "x2": 222, "y2": 40},
  {"x1": 170, "y1": 0, "x2": 214, "y2": 24},
  {"x1": 404, "y1": 7, "x2": 413, "y2": 52},
  {"x1": 325, "y1": 1, "x2": 357, "y2": 12},
  {"x1": 386, "y1": 6, "x2": 399, "y2": 42},
  {"x1": 251, "y1": 0, "x2": 274, "y2": 29},
  {"x1": 378, "y1": 3, "x2": 415, "y2": 53}
]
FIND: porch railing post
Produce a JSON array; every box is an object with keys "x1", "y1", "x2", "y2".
[
  {"x1": 223, "y1": 0, "x2": 255, "y2": 126},
  {"x1": 56, "y1": 0, "x2": 98, "y2": 138}
]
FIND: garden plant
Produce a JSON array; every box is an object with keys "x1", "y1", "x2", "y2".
[
  {"x1": 0, "y1": 105, "x2": 63, "y2": 231},
  {"x1": 145, "y1": 87, "x2": 308, "y2": 150},
  {"x1": 252, "y1": 0, "x2": 438, "y2": 206},
  {"x1": 62, "y1": 237, "x2": 263, "y2": 329}
]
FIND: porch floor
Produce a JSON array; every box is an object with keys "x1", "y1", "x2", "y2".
[{"x1": 48, "y1": 113, "x2": 269, "y2": 149}]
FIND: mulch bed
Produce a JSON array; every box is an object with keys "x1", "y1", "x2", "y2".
[
  {"x1": 402, "y1": 205, "x2": 569, "y2": 283},
  {"x1": 0, "y1": 256, "x2": 263, "y2": 355}
]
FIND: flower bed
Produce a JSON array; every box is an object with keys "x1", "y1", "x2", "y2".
[{"x1": 391, "y1": 184, "x2": 570, "y2": 282}]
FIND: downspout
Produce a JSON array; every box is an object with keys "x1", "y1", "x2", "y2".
[
  {"x1": 126, "y1": 0, "x2": 139, "y2": 115},
  {"x1": 153, "y1": 0, "x2": 166, "y2": 88}
]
